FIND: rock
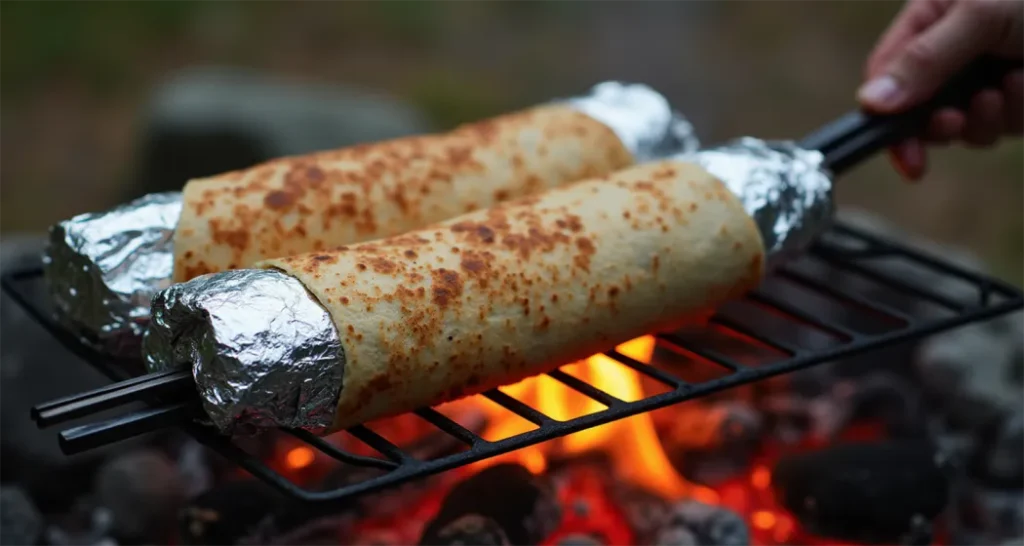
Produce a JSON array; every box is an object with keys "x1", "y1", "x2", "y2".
[
  {"x1": 970, "y1": 410, "x2": 1024, "y2": 489},
  {"x1": 772, "y1": 440, "x2": 953, "y2": 544},
  {"x1": 916, "y1": 310, "x2": 1024, "y2": 431},
  {"x1": 657, "y1": 501, "x2": 748, "y2": 546},
  {"x1": 421, "y1": 515, "x2": 511, "y2": 546},
  {"x1": 952, "y1": 485, "x2": 1024, "y2": 544},
  {"x1": 556, "y1": 533, "x2": 606, "y2": 546},
  {"x1": 132, "y1": 67, "x2": 433, "y2": 198},
  {"x1": 0, "y1": 487, "x2": 42, "y2": 546},
  {"x1": 94, "y1": 449, "x2": 185, "y2": 543},
  {"x1": 419, "y1": 464, "x2": 560, "y2": 546},
  {"x1": 179, "y1": 480, "x2": 296, "y2": 546},
  {"x1": 653, "y1": 525, "x2": 699, "y2": 546}
]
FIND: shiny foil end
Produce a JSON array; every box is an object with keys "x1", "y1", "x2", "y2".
[
  {"x1": 143, "y1": 268, "x2": 344, "y2": 435},
  {"x1": 685, "y1": 138, "x2": 834, "y2": 268},
  {"x1": 43, "y1": 192, "x2": 183, "y2": 357},
  {"x1": 567, "y1": 82, "x2": 700, "y2": 162}
]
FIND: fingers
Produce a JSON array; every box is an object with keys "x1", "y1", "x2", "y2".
[
  {"x1": 865, "y1": 0, "x2": 950, "y2": 79},
  {"x1": 962, "y1": 89, "x2": 1005, "y2": 146},
  {"x1": 859, "y1": 0, "x2": 997, "y2": 113},
  {"x1": 924, "y1": 108, "x2": 966, "y2": 144},
  {"x1": 888, "y1": 139, "x2": 928, "y2": 181},
  {"x1": 1005, "y1": 70, "x2": 1024, "y2": 134}
]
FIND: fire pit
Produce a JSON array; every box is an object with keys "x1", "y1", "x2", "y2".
[{"x1": 2, "y1": 207, "x2": 1021, "y2": 546}]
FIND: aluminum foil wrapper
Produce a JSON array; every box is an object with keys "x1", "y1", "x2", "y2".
[
  {"x1": 44, "y1": 192, "x2": 182, "y2": 356},
  {"x1": 143, "y1": 268, "x2": 343, "y2": 435},
  {"x1": 683, "y1": 137, "x2": 834, "y2": 268},
  {"x1": 567, "y1": 81, "x2": 700, "y2": 162}
]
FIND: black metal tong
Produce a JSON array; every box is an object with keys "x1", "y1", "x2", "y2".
[{"x1": 801, "y1": 56, "x2": 1022, "y2": 175}]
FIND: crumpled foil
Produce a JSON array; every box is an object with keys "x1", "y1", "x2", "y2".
[
  {"x1": 683, "y1": 137, "x2": 834, "y2": 268},
  {"x1": 567, "y1": 81, "x2": 700, "y2": 162},
  {"x1": 44, "y1": 192, "x2": 182, "y2": 357},
  {"x1": 143, "y1": 268, "x2": 343, "y2": 435}
]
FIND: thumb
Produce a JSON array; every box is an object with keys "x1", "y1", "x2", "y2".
[{"x1": 858, "y1": 1, "x2": 997, "y2": 113}]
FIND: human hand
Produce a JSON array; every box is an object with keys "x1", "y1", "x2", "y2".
[{"x1": 857, "y1": 0, "x2": 1024, "y2": 180}]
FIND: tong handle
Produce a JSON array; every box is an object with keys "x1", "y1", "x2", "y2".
[{"x1": 801, "y1": 56, "x2": 1023, "y2": 175}]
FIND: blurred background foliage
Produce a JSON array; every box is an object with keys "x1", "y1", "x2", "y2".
[{"x1": 1, "y1": 1, "x2": 1020, "y2": 283}]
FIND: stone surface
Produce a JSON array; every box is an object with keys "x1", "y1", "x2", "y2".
[
  {"x1": 772, "y1": 439, "x2": 952, "y2": 544},
  {"x1": 132, "y1": 67, "x2": 433, "y2": 198},
  {"x1": 94, "y1": 449, "x2": 186, "y2": 542},
  {"x1": 556, "y1": 533, "x2": 606, "y2": 546},
  {"x1": 0, "y1": 487, "x2": 42, "y2": 546},
  {"x1": 658, "y1": 501, "x2": 749, "y2": 546},
  {"x1": 970, "y1": 409, "x2": 1024, "y2": 489}
]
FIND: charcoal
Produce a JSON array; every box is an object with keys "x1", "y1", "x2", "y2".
[
  {"x1": 1, "y1": 486, "x2": 42, "y2": 546},
  {"x1": 772, "y1": 440, "x2": 953, "y2": 543},
  {"x1": 653, "y1": 526, "x2": 699, "y2": 546},
  {"x1": 654, "y1": 501, "x2": 748, "y2": 546},
  {"x1": 178, "y1": 480, "x2": 295, "y2": 545},
  {"x1": 94, "y1": 449, "x2": 185, "y2": 543},
  {"x1": 848, "y1": 372, "x2": 926, "y2": 436},
  {"x1": 969, "y1": 410, "x2": 1024, "y2": 489},
  {"x1": 419, "y1": 464, "x2": 559, "y2": 546},
  {"x1": 420, "y1": 515, "x2": 511, "y2": 546},
  {"x1": 916, "y1": 310, "x2": 1024, "y2": 431},
  {"x1": 607, "y1": 476, "x2": 670, "y2": 545},
  {"x1": 555, "y1": 533, "x2": 606, "y2": 546},
  {"x1": 952, "y1": 484, "x2": 1024, "y2": 543}
]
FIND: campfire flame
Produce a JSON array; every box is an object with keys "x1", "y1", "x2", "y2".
[
  {"x1": 460, "y1": 336, "x2": 717, "y2": 502},
  {"x1": 280, "y1": 333, "x2": 904, "y2": 546}
]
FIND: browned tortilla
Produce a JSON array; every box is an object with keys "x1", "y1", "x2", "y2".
[
  {"x1": 174, "y1": 105, "x2": 634, "y2": 281},
  {"x1": 259, "y1": 160, "x2": 766, "y2": 432}
]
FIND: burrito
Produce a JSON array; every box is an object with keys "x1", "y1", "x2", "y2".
[
  {"x1": 46, "y1": 82, "x2": 699, "y2": 356},
  {"x1": 143, "y1": 139, "x2": 833, "y2": 435}
]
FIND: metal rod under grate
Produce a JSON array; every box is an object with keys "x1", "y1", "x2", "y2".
[{"x1": 3, "y1": 220, "x2": 1022, "y2": 508}]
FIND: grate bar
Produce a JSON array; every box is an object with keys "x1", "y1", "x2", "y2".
[
  {"x1": 346, "y1": 426, "x2": 414, "y2": 464},
  {"x1": 814, "y1": 247, "x2": 970, "y2": 312},
  {"x1": 828, "y1": 223, "x2": 1022, "y2": 300},
  {"x1": 655, "y1": 332, "x2": 747, "y2": 372},
  {"x1": 709, "y1": 315, "x2": 802, "y2": 357},
  {"x1": 745, "y1": 290, "x2": 858, "y2": 342},
  {"x1": 284, "y1": 429, "x2": 399, "y2": 470},
  {"x1": 546, "y1": 369, "x2": 624, "y2": 408},
  {"x1": 603, "y1": 350, "x2": 688, "y2": 389},
  {"x1": 413, "y1": 408, "x2": 483, "y2": 447},
  {"x1": 777, "y1": 267, "x2": 914, "y2": 324},
  {"x1": 482, "y1": 389, "x2": 553, "y2": 425}
]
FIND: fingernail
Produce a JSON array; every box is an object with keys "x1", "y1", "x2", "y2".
[{"x1": 858, "y1": 75, "x2": 904, "y2": 109}]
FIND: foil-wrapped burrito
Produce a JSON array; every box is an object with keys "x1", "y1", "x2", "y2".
[
  {"x1": 143, "y1": 139, "x2": 832, "y2": 435},
  {"x1": 45, "y1": 82, "x2": 699, "y2": 357}
]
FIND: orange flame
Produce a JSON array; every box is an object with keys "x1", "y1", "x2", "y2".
[
  {"x1": 285, "y1": 446, "x2": 315, "y2": 469},
  {"x1": 461, "y1": 336, "x2": 713, "y2": 500}
]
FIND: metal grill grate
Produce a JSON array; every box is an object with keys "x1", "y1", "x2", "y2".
[{"x1": 3, "y1": 220, "x2": 1022, "y2": 507}]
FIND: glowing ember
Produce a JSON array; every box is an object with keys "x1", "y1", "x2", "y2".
[
  {"x1": 298, "y1": 334, "x2": 928, "y2": 546},
  {"x1": 285, "y1": 446, "x2": 315, "y2": 469}
]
